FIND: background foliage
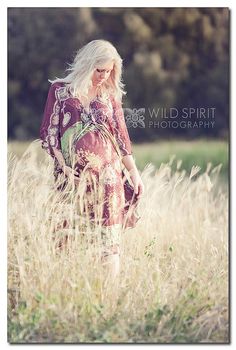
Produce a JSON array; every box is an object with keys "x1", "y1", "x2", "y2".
[{"x1": 8, "y1": 8, "x2": 229, "y2": 141}]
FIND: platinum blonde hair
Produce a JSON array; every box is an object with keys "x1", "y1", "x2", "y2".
[{"x1": 49, "y1": 39, "x2": 126, "y2": 101}]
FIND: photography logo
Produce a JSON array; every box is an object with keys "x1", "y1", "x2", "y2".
[{"x1": 125, "y1": 108, "x2": 146, "y2": 128}]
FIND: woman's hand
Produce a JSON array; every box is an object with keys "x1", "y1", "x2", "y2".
[
  {"x1": 52, "y1": 148, "x2": 80, "y2": 186},
  {"x1": 63, "y1": 165, "x2": 80, "y2": 186},
  {"x1": 129, "y1": 168, "x2": 145, "y2": 199},
  {"x1": 122, "y1": 155, "x2": 144, "y2": 198}
]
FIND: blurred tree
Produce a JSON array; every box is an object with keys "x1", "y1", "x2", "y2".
[{"x1": 8, "y1": 7, "x2": 229, "y2": 141}]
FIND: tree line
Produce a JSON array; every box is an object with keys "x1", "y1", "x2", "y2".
[{"x1": 8, "y1": 7, "x2": 229, "y2": 141}]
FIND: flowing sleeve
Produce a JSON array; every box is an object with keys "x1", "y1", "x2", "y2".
[
  {"x1": 39, "y1": 83, "x2": 62, "y2": 159},
  {"x1": 111, "y1": 97, "x2": 133, "y2": 157}
]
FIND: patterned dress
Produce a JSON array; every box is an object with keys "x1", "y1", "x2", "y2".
[{"x1": 39, "y1": 82, "x2": 140, "y2": 257}]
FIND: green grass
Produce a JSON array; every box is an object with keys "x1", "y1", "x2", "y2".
[
  {"x1": 132, "y1": 138, "x2": 228, "y2": 176},
  {"x1": 7, "y1": 291, "x2": 222, "y2": 343},
  {"x1": 8, "y1": 138, "x2": 228, "y2": 185}
]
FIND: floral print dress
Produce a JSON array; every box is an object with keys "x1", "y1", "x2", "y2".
[{"x1": 40, "y1": 82, "x2": 140, "y2": 257}]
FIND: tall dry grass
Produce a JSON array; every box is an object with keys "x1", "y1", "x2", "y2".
[{"x1": 8, "y1": 140, "x2": 228, "y2": 343}]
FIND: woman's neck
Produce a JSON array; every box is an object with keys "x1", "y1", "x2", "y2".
[
  {"x1": 87, "y1": 85, "x2": 99, "y2": 99},
  {"x1": 74, "y1": 84, "x2": 102, "y2": 104}
]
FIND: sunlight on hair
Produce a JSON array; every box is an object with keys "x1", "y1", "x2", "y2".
[{"x1": 49, "y1": 39, "x2": 126, "y2": 102}]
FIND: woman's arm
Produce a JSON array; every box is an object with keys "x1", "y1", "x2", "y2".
[
  {"x1": 40, "y1": 83, "x2": 79, "y2": 184},
  {"x1": 52, "y1": 147, "x2": 79, "y2": 183},
  {"x1": 52, "y1": 147, "x2": 66, "y2": 168},
  {"x1": 122, "y1": 154, "x2": 138, "y2": 173},
  {"x1": 111, "y1": 97, "x2": 144, "y2": 197}
]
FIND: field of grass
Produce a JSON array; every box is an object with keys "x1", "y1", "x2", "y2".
[
  {"x1": 8, "y1": 138, "x2": 229, "y2": 178},
  {"x1": 134, "y1": 139, "x2": 228, "y2": 178},
  {"x1": 8, "y1": 139, "x2": 229, "y2": 343}
]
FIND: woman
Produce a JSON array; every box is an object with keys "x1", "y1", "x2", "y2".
[{"x1": 40, "y1": 39, "x2": 144, "y2": 279}]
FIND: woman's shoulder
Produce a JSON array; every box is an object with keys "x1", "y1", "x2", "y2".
[
  {"x1": 49, "y1": 81, "x2": 66, "y2": 91},
  {"x1": 49, "y1": 82, "x2": 71, "y2": 102}
]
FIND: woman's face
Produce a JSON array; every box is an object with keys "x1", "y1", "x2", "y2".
[{"x1": 92, "y1": 61, "x2": 114, "y2": 87}]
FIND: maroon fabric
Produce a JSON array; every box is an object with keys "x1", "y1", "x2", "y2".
[{"x1": 40, "y1": 82, "x2": 140, "y2": 230}]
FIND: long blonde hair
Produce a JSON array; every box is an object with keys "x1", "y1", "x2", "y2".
[{"x1": 49, "y1": 39, "x2": 126, "y2": 101}]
